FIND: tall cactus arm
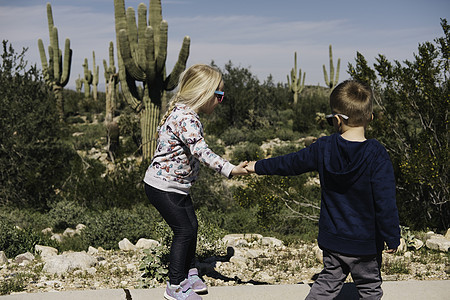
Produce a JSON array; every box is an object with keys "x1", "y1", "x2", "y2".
[
  {"x1": 46, "y1": 3, "x2": 54, "y2": 44},
  {"x1": 118, "y1": 29, "x2": 146, "y2": 81},
  {"x1": 60, "y1": 39, "x2": 72, "y2": 86},
  {"x1": 126, "y1": 7, "x2": 139, "y2": 59},
  {"x1": 323, "y1": 65, "x2": 330, "y2": 87},
  {"x1": 37, "y1": 39, "x2": 49, "y2": 72},
  {"x1": 165, "y1": 36, "x2": 190, "y2": 90},
  {"x1": 145, "y1": 26, "x2": 156, "y2": 82},
  {"x1": 335, "y1": 58, "x2": 341, "y2": 84},
  {"x1": 149, "y1": 0, "x2": 163, "y2": 47},
  {"x1": 156, "y1": 21, "x2": 168, "y2": 74},
  {"x1": 51, "y1": 27, "x2": 61, "y2": 82}
]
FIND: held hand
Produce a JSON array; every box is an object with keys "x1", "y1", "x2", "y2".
[
  {"x1": 385, "y1": 248, "x2": 397, "y2": 254},
  {"x1": 231, "y1": 161, "x2": 249, "y2": 176},
  {"x1": 245, "y1": 161, "x2": 256, "y2": 173}
]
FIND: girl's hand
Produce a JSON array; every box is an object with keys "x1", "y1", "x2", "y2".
[
  {"x1": 231, "y1": 161, "x2": 249, "y2": 175},
  {"x1": 245, "y1": 161, "x2": 256, "y2": 173}
]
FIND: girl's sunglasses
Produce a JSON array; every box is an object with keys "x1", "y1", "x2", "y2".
[{"x1": 214, "y1": 91, "x2": 224, "y2": 103}]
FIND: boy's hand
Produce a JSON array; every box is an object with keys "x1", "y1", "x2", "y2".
[
  {"x1": 245, "y1": 161, "x2": 256, "y2": 173},
  {"x1": 231, "y1": 161, "x2": 249, "y2": 175}
]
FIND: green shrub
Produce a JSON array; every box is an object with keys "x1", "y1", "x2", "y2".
[
  {"x1": 231, "y1": 142, "x2": 263, "y2": 164},
  {"x1": 81, "y1": 204, "x2": 158, "y2": 249},
  {"x1": 0, "y1": 219, "x2": 59, "y2": 258},
  {"x1": 47, "y1": 199, "x2": 87, "y2": 232}
]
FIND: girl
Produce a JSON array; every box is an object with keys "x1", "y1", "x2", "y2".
[{"x1": 144, "y1": 64, "x2": 248, "y2": 300}]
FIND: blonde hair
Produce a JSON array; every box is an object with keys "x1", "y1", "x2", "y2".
[
  {"x1": 329, "y1": 80, "x2": 373, "y2": 126},
  {"x1": 158, "y1": 64, "x2": 222, "y2": 129}
]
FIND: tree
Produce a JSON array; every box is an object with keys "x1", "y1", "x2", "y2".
[
  {"x1": 348, "y1": 19, "x2": 449, "y2": 230},
  {"x1": 0, "y1": 41, "x2": 74, "y2": 210}
]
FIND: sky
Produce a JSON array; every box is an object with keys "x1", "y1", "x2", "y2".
[{"x1": 0, "y1": 0, "x2": 448, "y2": 91}]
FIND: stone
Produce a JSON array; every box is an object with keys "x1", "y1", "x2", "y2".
[
  {"x1": 261, "y1": 237, "x2": 284, "y2": 247},
  {"x1": 63, "y1": 228, "x2": 77, "y2": 237},
  {"x1": 222, "y1": 234, "x2": 263, "y2": 247},
  {"x1": 51, "y1": 233, "x2": 63, "y2": 243},
  {"x1": 43, "y1": 251, "x2": 97, "y2": 275},
  {"x1": 0, "y1": 251, "x2": 7, "y2": 264},
  {"x1": 445, "y1": 228, "x2": 450, "y2": 240},
  {"x1": 35, "y1": 245, "x2": 58, "y2": 259},
  {"x1": 426, "y1": 235, "x2": 450, "y2": 252},
  {"x1": 397, "y1": 238, "x2": 407, "y2": 252},
  {"x1": 412, "y1": 238, "x2": 424, "y2": 250},
  {"x1": 118, "y1": 238, "x2": 137, "y2": 251},
  {"x1": 75, "y1": 224, "x2": 86, "y2": 234},
  {"x1": 41, "y1": 227, "x2": 53, "y2": 235},
  {"x1": 135, "y1": 238, "x2": 160, "y2": 249},
  {"x1": 313, "y1": 245, "x2": 323, "y2": 263},
  {"x1": 87, "y1": 246, "x2": 99, "y2": 256},
  {"x1": 15, "y1": 252, "x2": 35, "y2": 264}
]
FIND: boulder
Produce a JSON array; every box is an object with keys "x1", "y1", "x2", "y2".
[
  {"x1": 15, "y1": 252, "x2": 35, "y2": 264},
  {"x1": 0, "y1": 251, "x2": 8, "y2": 264},
  {"x1": 425, "y1": 234, "x2": 450, "y2": 252},
  {"x1": 261, "y1": 237, "x2": 284, "y2": 247},
  {"x1": 35, "y1": 245, "x2": 58, "y2": 259},
  {"x1": 118, "y1": 238, "x2": 137, "y2": 251},
  {"x1": 43, "y1": 251, "x2": 97, "y2": 275},
  {"x1": 135, "y1": 238, "x2": 160, "y2": 250}
]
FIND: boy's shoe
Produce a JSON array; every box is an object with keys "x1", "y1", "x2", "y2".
[
  {"x1": 188, "y1": 268, "x2": 208, "y2": 294},
  {"x1": 164, "y1": 279, "x2": 202, "y2": 300}
]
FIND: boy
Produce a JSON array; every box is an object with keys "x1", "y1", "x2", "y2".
[{"x1": 246, "y1": 80, "x2": 400, "y2": 299}]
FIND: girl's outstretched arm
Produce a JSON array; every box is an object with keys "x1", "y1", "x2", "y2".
[{"x1": 231, "y1": 161, "x2": 249, "y2": 175}]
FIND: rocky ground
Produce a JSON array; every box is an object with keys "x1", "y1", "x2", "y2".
[{"x1": 1, "y1": 234, "x2": 449, "y2": 295}]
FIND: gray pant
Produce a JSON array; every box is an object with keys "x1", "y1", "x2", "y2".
[{"x1": 306, "y1": 248, "x2": 383, "y2": 300}]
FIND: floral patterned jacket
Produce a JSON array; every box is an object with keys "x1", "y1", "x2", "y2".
[{"x1": 143, "y1": 104, "x2": 235, "y2": 194}]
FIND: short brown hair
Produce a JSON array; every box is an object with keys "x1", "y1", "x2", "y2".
[{"x1": 329, "y1": 80, "x2": 373, "y2": 126}]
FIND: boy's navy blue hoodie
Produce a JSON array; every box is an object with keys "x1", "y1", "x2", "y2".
[{"x1": 255, "y1": 133, "x2": 400, "y2": 256}]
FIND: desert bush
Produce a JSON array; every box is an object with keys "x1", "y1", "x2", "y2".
[
  {"x1": 0, "y1": 41, "x2": 75, "y2": 210},
  {"x1": 348, "y1": 19, "x2": 449, "y2": 229},
  {"x1": 0, "y1": 219, "x2": 59, "y2": 258},
  {"x1": 231, "y1": 142, "x2": 263, "y2": 163}
]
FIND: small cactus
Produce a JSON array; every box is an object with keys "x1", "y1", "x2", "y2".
[
  {"x1": 323, "y1": 44, "x2": 340, "y2": 89},
  {"x1": 75, "y1": 74, "x2": 83, "y2": 93},
  {"x1": 287, "y1": 51, "x2": 305, "y2": 105}
]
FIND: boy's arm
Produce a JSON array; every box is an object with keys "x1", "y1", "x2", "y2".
[
  {"x1": 372, "y1": 153, "x2": 401, "y2": 251},
  {"x1": 254, "y1": 144, "x2": 318, "y2": 176}
]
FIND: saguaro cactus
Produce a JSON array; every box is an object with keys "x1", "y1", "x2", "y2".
[
  {"x1": 103, "y1": 41, "x2": 119, "y2": 123},
  {"x1": 92, "y1": 51, "x2": 99, "y2": 101},
  {"x1": 82, "y1": 58, "x2": 93, "y2": 99},
  {"x1": 37, "y1": 2, "x2": 72, "y2": 120},
  {"x1": 114, "y1": 0, "x2": 190, "y2": 159},
  {"x1": 287, "y1": 51, "x2": 306, "y2": 105},
  {"x1": 323, "y1": 44, "x2": 340, "y2": 89},
  {"x1": 75, "y1": 74, "x2": 83, "y2": 93}
]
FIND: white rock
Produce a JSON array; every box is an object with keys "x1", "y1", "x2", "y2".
[
  {"x1": 87, "y1": 246, "x2": 99, "y2": 256},
  {"x1": 35, "y1": 245, "x2": 58, "y2": 259},
  {"x1": 0, "y1": 251, "x2": 7, "y2": 264},
  {"x1": 313, "y1": 245, "x2": 323, "y2": 263},
  {"x1": 51, "y1": 233, "x2": 63, "y2": 243},
  {"x1": 261, "y1": 237, "x2": 284, "y2": 247},
  {"x1": 43, "y1": 251, "x2": 97, "y2": 275},
  {"x1": 15, "y1": 252, "x2": 35, "y2": 264},
  {"x1": 41, "y1": 227, "x2": 53, "y2": 235},
  {"x1": 412, "y1": 238, "x2": 424, "y2": 250},
  {"x1": 86, "y1": 267, "x2": 97, "y2": 275},
  {"x1": 63, "y1": 228, "x2": 77, "y2": 237},
  {"x1": 119, "y1": 238, "x2": 137, "y2": 251},
  {"x1": 426, "y1": 235, "x2": 450, "y2": 252},
  {"x1": 135, "y1": 238, "x2": 160, "y2": 249},
  {"x1": 445, "y1": 228, "x2": 450, "y2": 240},
  {"x1": 397, "y1": 238, "x2": 407, "y2": 252}
]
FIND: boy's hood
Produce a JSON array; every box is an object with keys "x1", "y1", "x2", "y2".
[{"x1": 323, "y1": 134, "x2": 377, "y2": 190}]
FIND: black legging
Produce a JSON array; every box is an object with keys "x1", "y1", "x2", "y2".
[{"x1": 145, "y1": 183, "x2": 198, "y2": 285}]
